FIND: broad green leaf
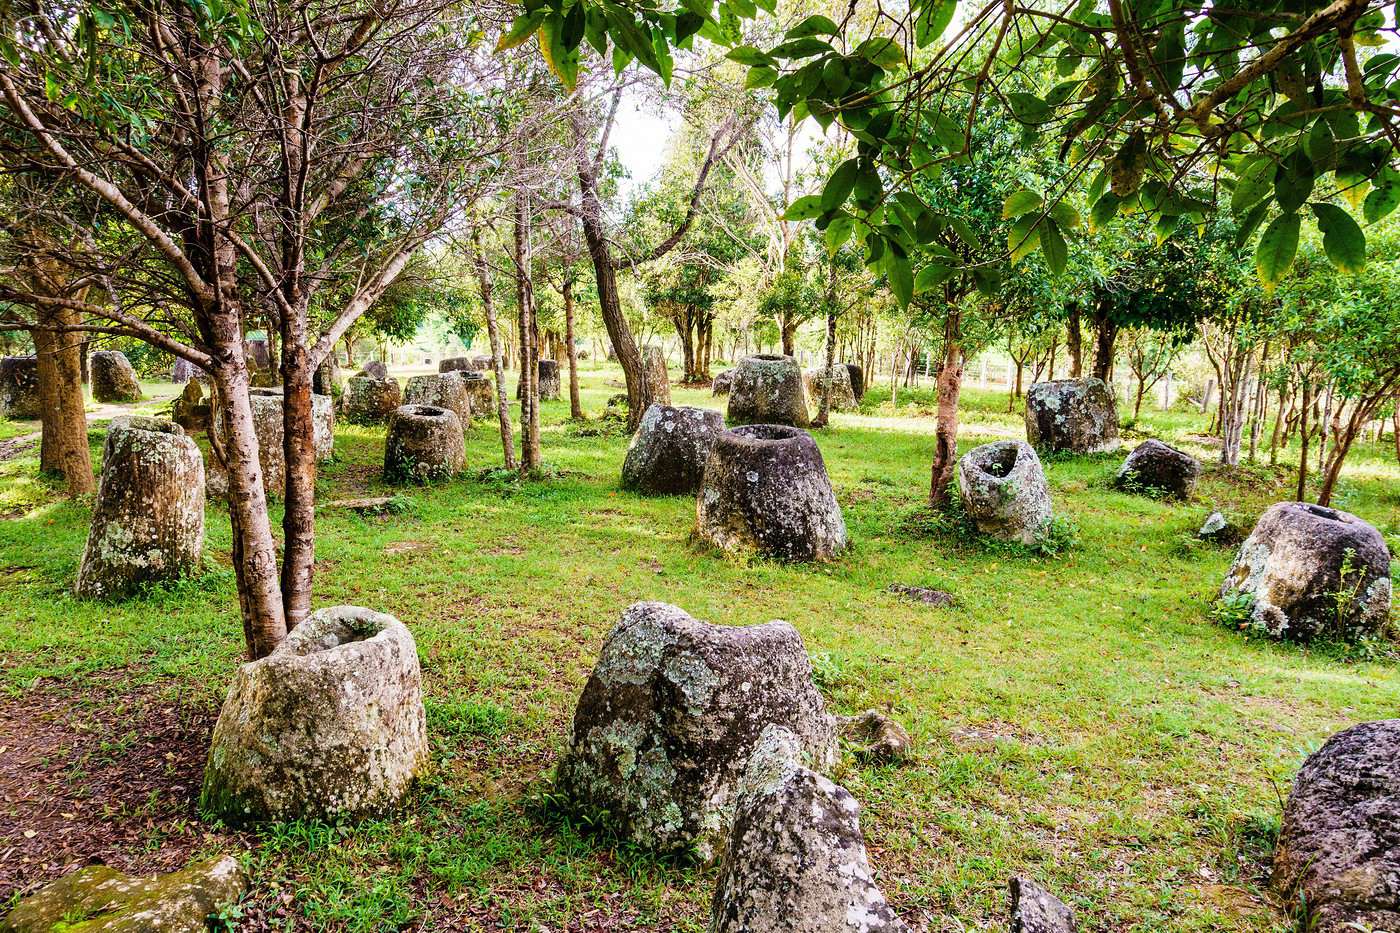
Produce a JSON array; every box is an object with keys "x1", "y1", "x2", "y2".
[
  {"x1": 1255, "y1": 211, "x2": 1300, "y2": 287},
  {"x1": 1002, "y1": 189, "x2": 1043, "y2": 219},
  {"x1": 825, "y1": 212, "x2": 855, "y2": 254},
  {"x1": 822, "y1": 159, "x2": 860, "y2": 212},
  {"x1": 1006, "y1": 92, "x2": 1052, "y2": 125},
  {"x1": 1307, "y1": 119, "x2": 1336, "y2": 171},
  {"x1": 745, "y1": 65, "x2": 777, "y2": 88},
  {"x1": 1235, "y1": 200, "x2": 1268, "y2": 250},
  {"x1": 1363, "y1": 166, "x2": 1400, "y2": 223},
  {"x1": 1047, "y1": 200, "x2": 1081, "y2": 229},
  {"x1": 782, "y1": 195, "x2": 825, "y2": 221},
  {"x1": 786, "y1": 14, "x2": 838, "y2": 38},
  {"x1": 771, "y1": 37, "x2": 832, "y2": 58},
  {"x1": 887, "y1": 254, "x2": 914, "y2": 306},
  {"x1": 727, "y1": 45, "x2": 773, "y2": 66},
  {"x1": 914, "y1": 262, "x2": 954, "y2": 293},
  {"x1": 855, "y1": 37, "x2": 903, "y2": 70},
  {"x1": 915, "y1": 0, "x2": 957, "y2": 49},
  {"x1": 1274, "y1": 150, "x2": 1315, "y2": 214},
  {"x1": 496, "y1": 10, "x2": 546, "y2": 50},
  {"x1": 1008, "y1": 215, "x2": 1040, "y2": 262},
  {"x1": 1040, "y1": 219, "x2": 1068, "y2": 275},
  {"x1": 1230, "y1": 157, "x2": 1274, "y2": 214},
  {"x1": 1310, "y1": 202, "x2": 1366, "y2": 273},
  {"x1": 1089, "y1": 192, "x2": 1121, "y2": 230}
]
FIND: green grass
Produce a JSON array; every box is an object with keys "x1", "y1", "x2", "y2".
[{"x1": 1, "y1": 364, "x2": 1397, "y2": 931}]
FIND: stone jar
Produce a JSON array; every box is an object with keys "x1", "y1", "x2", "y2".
[
  {"x1": 90, "y1": 350, "x2": 142, "y2": 403},
  {"x1": 620, "y1": 404, "x2": 725, "y2": 495},
  {"x1": 804, "y1": 365, "x2": 857, "y2": 413},
  {"x1": 459, "y1": 371, "x2": 495, "y2": 415},
  {"x1": 518, "y1": 359, "x2": 560, "y2": 401},
  {"x1": 75, "y1": 417, "x2": 204, "y2": 598},
  {"x1": 1115, "y1": 439, "x2": 1200, "y2": 499},
  {"x1": 956, "y1": 440, "x2": 1053, "y2": 544},
  {"x1": 210, "y1": 388, "x2": 334, "y2": 496},
  {"x1": 404, "y1": 372, "x2": 471, "y2": 430},
  {"x1": 1220, "y1": 501, "x2": 1391, "y2": 641},
  {"x1": 844, "y1": 363, "x2": 866, "y2": 401},
  {"x1": 697, "y1": 424, "x2": 848, "y2": 561},
  {"x1": 712, "y1": 369, "x2": 735, "y2": 397},
  {"x1": 727, "y1": 355, "x2": 810, "y2": 428},
  {"x1": 1024, "y1": 377, "x2": 1119, "y2": 454},
  {"x1": 0, "y1": 355, "x2": 41, "y2": 419},
  {"x1": 200, "y1": 606, "x2": 429, "y2": 824},
  {"x1": 384, "y1": 404, "x2": 466, "y2": 483},
  {"x1": 556, "y1": 602, "x2": 837, "y2": 859},
  {"x1": 342, "y1": 374, "x2": 402, "y2": 425}
]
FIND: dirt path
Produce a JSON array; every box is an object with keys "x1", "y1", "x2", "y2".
[{"x1": 0, "y1": 430, "x2": 41, "y2": 463}]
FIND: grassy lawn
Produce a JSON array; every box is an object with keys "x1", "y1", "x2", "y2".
[{"x1": 1, "y1": 365, "x2": 1397, "y2": 931}]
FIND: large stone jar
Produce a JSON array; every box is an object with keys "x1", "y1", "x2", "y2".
[
  {"x1": 342, "y1": 374, "x2": 401, "y2": 424},
  {"x1": 804, "y1": 365, "x2": 857, "y2": 413},
  {"x1": 459, "y1": 371, "x2": 494, "y2": 415},
  {"x1": 90, "y1": 350, "x2": 142, "y2": 403},
  {"x1": 555, "y1": 602, "x2": 837, "y2": 859},
  {"x1": 75, "y1": 417, "x2": 204, "y2": 598},
  {"x1": 844, "y1": 363, "x2": 865, "y2": 401},
  {"x1": 1024, "y1": 377, "x2": 1119, "y2": 454},
  {"x1": 696, "y1": 424, "x2": 847, "y2": 561},
  {"x1": 620, "y1": 404, "x2": 725, "y2": 495},
  {"x1": 727, "y1": 355, "x2": 810, "y2": 428},
  {"x1": 404, "y1": 373, "x2": 471, "y2": 430},
  {"x1": 211, "y1": 388, "x2": 334, "y2": 496},
  {"x1": 1220, "y1": 501, "x2": 1391, "y2": 641},
  {"x1": 518, "y1": 359, "x2": 560, "y2": 401},
  {"x1": 0, "y1": 355, "x2": 41, "y2": 419},
  {"x1": 955, "y1": 440, "x2": 1053, "y2": 544},
  {"x1": 1115, "y1": 438, "x2": 1200, "y2": 499},
  {"x1": 383, "y1": 404, "x2": 466, "y2": 483},
  {"x1": 200, "y1": 605, "x2": 429, "y2": 824}
]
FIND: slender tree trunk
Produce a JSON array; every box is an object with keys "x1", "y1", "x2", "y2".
[
  {"x1": 929, "y1": 315, "x2": 963, "y2": 507},
  {"x1": 279, "y1": 330, "x2": 317, "y2": 630},
  {"x1": 1296, "y1": 378, "x2": 1312, "y2": 500},
  {"x1": 32, "y1": 305, "x2": 93, "y2": 494},
  {"x1": 780, "y1": 315, "x2": 797, "y2": 357},
  {"x1": 1269, "y1": 384, "x2": 1290, "y2": 467},
  {"x1": 1090, "y1": 307, "x2": 1117, "y2": 382},
  {"x1": 564, "y1": 277, "x2": 583, "y2": 420},
  {"x1": 514, "y1": 187, "x2": 541, "y2": 472},
  {"x1": 1067, "y1": 305, "x2": 1082, "y2": 377},
  {"x1": 472, "y1": 230, "x2": 515, "y2": 470},
  {"x1": 1393, "y1": 403, "x2": 1399, "y2": 464},
  {"x1": 814, "y1": 309, "x2": 837, "y2": 428}
]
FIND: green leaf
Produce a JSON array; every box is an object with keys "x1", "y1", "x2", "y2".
[
  {"x1": 1008, "y1": 215, "x2": 1040, "y2": 262},
  {"x1": 496, "y1": 10, "x2": 546, "y2": 51},
  {"x1": 1040, "y1": 219, "x2": 1068, "y2": 275},
  {"x1": 825, "y1": 212, "x2": 855, "y2": 255},
  {"x1": 772, "y1": 37, "x2": 833, "y2": 58},
  {"x1": 1310, "y1": 202, "x2": 1366, "y2": 273},
  {"x1": 822, "y1": 159, "x2": 860, "y2": 212},
  {"x1": 1047, "y1": 200, "x2": 1081, "y2": 229},
  {"x1": 1006, "y1": 92, "x2": 1052, "y2": 125},
  {"x1": 1002, "y1": 189, "x2": 1043, "y2": 219},
  {"x1": 887, "y1": 254, "x2": 914, "y2": 307},
  {"x1": 1235, "y1": 201, "x2": 1268, "y2": 250},
  {"x1": 1089, "y1": 192, "x2": 1121, "y2": 230},
  {"x1": 1306, "y1": 119, "x2": 1336, "y2": 171},
  {"x1": 786, "y1": 14, "x2": 838, "y2": 38},
  {"x1": 855, "y1": 37, "x2": 903, "y2": 70},
  {"x1": 914, "y1": 262, "x2": 954, "y2": 293},
  {"x1": 1230, "y1": 157, "x2": 1274, "y2": 214},
  {"x1": 1149, "y1": 22, "x2": 1186, "y2": 96},
  {"x1": 745, "y1": 65, "x2": 778, "y2": 88},
  {"x1": 727, "y1": 45, "x2": 773, "y2": 66},
  {"x1": 1273, "y1": 150, "x2": 1315, "y2": 214},
  {"x1": 1255, "y1": 211, "x2": 1300, "y2": 287},
  {"x1": 914, "y1": 0, "x2": 957, "y2": 49},
  {"x1": 783, "y1": 195, "x2": 825, "y2": 221},
  {"x1": 1363, "y1": 165, "x2": 1400, "y2": 223}
]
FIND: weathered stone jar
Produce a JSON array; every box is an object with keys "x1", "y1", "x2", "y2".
[
  {"x1": 697, "y1": 424, "x2": 847, "y2": 561},
  {"x1": 804, "y1": 365, "x2": 857, "y2": 413},
  {"x1": 459, "y1": 371, "x2": 494, "y2": 415},
  {"x1": 342, "y1": 374, "x2": 402, "y2": 424},
  {"x1": 844, "y1": 362, "x2": 865, "y2": 401},
  {"x1": 90, "y1": 350, "x2": 142, "y2": 403},
  {"x1": 955, "y1": 440, "x2": 1053, "y2": 544},
  {"x1": 201, "y1": 605, "x2": 429, "y2": 824},
  {"x1": 620, "y1": 404, "x2": 725, "y2": 495},
  {"x1": 357, "y1": 359, "x2": 389, "y2": 380},
  {"x1": 1273, "y1": 719, "x2": 1400, "y2": 932},
  {"x1": 75, "y1": 417, "x2": 204, "y2": 598},
  {"x1": 711, "y1": 369, "x2": 734, "y2": 397},
  {"x1": 1115, "y1": 438, "x2": 1200, "y2": 499},
  {"x1": 0, "y1": 355, "x2": 41, "y2": 419},
  {"x1": 518, "y1": 359, "x2": 560, "y2": 401},
  {"x1": 1024, "y1": 377, "x2": 1119, "y2": 453},
  {"x1": 727, "y1": 355, "x2": 810, "y2": 428},
  {"x1": 1220, "y1": 501, "x2": 1391, "y2": 641},
  {"x1": 404, "y1": 372, "x2": 471, "y2": 430},
  {"x1": 211, "y1": 388, "x2": 334, "y2": 496},
  {"x1": 384, "y1": 404, "x2": 466, "y2": 483},
  {"x1": 642, "y1": 345, "x2": 671, "y2": 406},
  {"x1": 556, "y1": 602, "x2": 837, "y2": 859},
  {"x1": 710, "y1": 726, "x2": 907, "y2": 933}
]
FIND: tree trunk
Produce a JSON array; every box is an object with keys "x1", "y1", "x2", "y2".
[
  {"x1": 1296, "y1": 378, "x2": 1312, "y2": 500},
  {"x1": 814, "y1": 308, "x2": 837, "y2": 428},
  {"x1": 929, "y1": 317, "x2": 963, "y2": 507},
  {"x1": 514, "y1": 187, "x2": 541, "y2": 472},
  {"x1": 781, "y1": 315, "x2": 797, "y2": 357},
  {"x1": 32, "y1": 305, "x2": 93, "y2": 494},
  {"x1": 564, "y1": 277, "x2": 583, "y2": 420},
  {"x1": 471, "y1": 230, "x2": 515, "y2": 470},
  {"x1": 1067, "y1": 304, "x2": 1082, "y2": 377},
  {"x1": 1090, "y1": 307, "x2": 1117, "y2": 382},
  {"x1": 278, "y1": 333, "x2": 317, "y2": 630}
]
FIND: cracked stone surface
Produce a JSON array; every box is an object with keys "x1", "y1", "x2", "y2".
[
  {"x1": 404, "y1": 373, "x2": 472, "y2": 430},
  {"x1": 556, "y1": 602, "x2": 837, "y2": 859},
  {"x1": 709, "y1": 725, "x2": 907, "y2": 933},
  {"x1": 1115, "y1": 439, "x2": 1200, "y2": 499},
  {"x1": 956, "y1": 440, "x2": 1052, "y2": 545},
  {"x1": 1220, "y1": 501, "x2": 1391, "y2": 641},
  {"x1": 712, "y1": 369, "x2": 734, "y2": 397},
  {"x1": 90, "y1": 351, "x2": 142, "y2": 404},
  {"x1": 804, "y1": 365, "x2": 857, "y2": 413},
  {"x1": 1274, "y1": 720, "x2": 1400, "y2": 932},
  {"x1": 75, "y1": 417, "x2": 204, "y2": 599},
  {"x1": 696, "y1": 424, "x2": 847, "y2": 561},
  {"x1": 1010, "y1": 876, "x2": 1077, "y2": 933},
  {"x1": 342, "y1": 374, "x2": 402, "y2": 425},
  {"x1": 727, "y1": 355, "x2": 810, "y2": 428},
  {"x1": 1024, "y1": 378, "x2": 1119, "y2": 454},
  {"x1": 0, "y1": 356, "x2": 40, "y2": 420},
  {"x1": 621, "y1": 404, "x2": 725, "y2": 495},
  {"x1": 201, "y1": 606, "x2": 429, "y2": 824}
]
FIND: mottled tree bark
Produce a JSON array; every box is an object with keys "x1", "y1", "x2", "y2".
[
  {"x1": 563, "y1": 276, "x2": 583, "y2": 420},
  {"x1": 929, "y1": 314, "x2": 964, "y2": 507},
  {"x1": 32, "y1": 303, "x2": 93, "y2": 494},
  {"x1": 472, "y1": 230, "x2": 516, "y2": 470}
]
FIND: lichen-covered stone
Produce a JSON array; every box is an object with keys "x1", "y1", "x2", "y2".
[
  {"x1": 556, "y1": 602, "x2": 837, "y2": 859},
  {"x1": 840, "y1": 710, "x2": 913, "y2": 762},
  {"x1": 1220, "y1": 502, "x2": 1391, "y2": 641},
  {"x1": 804, "y1": 365, "x2": 857, "y2": 413},
  {"x1": 244, "y1": 338, "x2": 272, "y2": 373},
  {"x1": 1198, "y1": 510, "x2": 1238, "y2": 544},
  {"x1": 384, "y1": 405, "x2": 465, "y2": 483},
  {"x1": 710, "y1": 725, "x2": 907, "y2": 933},
  {"x1": 459, "y1": 371, "x2": 495, "y2": 415},
  {"x1": 0, "y1": 355, "x2": 41, "y2": 420},
  {"x1": 1115, "y1": 439, "x2": 1200, "y2": 499},
  {"x1": 1024, "y1": 378, "x2": 1119, "y2": 454},
  {"x1": 517, "y1": 359, "x2": 560, "y2": 401},
  {"x1": 727, "y1": 355, "x2": 810, "y2": 428},
  {"x1": 712, "y1": 369, "x2": 734, "y2": 397},
  {"x1": 0, "y1": 855, "x2": 246, "y2": 933},
  {"x1": 643, "y1": 346, "x2": 672, "y2": 406},
  {"x1": 90, "y1": 350, "x2": 142, "y2": 403},
  {"x1": 697, "y1": 425, "x2": 847, "y2": 561},
  {"x1": 75, "y1": 417, "x2": 204, "y2": 599},
  {"x1": 170, "y1": 378, "x2": 211, "y2": 433},
  {"x1": 341, "y1": 374, "x2": 401, "y2": 425},
  {"x1": 210, "y1": 388, "x2": 334, "y2": 495},
  {"x1": 201, "y1": 605, "x2": 429, "y2": 824},
  {"x1": 357, "y1": 359, "x2": 389, "y2": 380},
  {"x1": 404, "y1": 373, "x2": 471, "y2": 430},
  {"x1": 1010, "y1": 877, "x2": 1077, "y2": 933},
  {"x1": 621, "y1": 404, "x2": 725, "y2": 495},
  {"x1": 956, "y1": 440, "x2": 1052, "y2": 545},
  {"x1": 438, "y1": 354, "x2": 493, "y2": 373},
  {"x1": 1273, "y1": 720, "x2": 1400, "y2": 932},
  {"x1": 313, "y1": 357, "x2": 341, "y2": 397},
  {"x1": 170, "y1": 357, "x2": 201, "y2": 384},
  {"x1": 845, "y1": 363, "x2": 866, "y2": 402}
]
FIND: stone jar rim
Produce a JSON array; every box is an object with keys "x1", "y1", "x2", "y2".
[{"x1": 726, "y1": 423, "x2": 809, "y2": 447}]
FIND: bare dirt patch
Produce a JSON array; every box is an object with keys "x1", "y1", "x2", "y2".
[{"x1": 0, "y1": 679, "x2": 232, "y2": 901}]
